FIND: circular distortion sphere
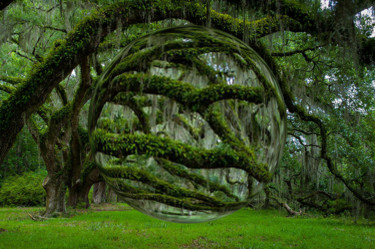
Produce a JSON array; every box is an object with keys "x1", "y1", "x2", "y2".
[{"x1": 89, "y1": 25, "x2": 286, "y2": 223}]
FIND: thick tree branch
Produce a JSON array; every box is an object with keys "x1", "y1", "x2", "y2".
[
  {"x1": 93, "y1": 129, "x2": 270, "y2": 182},
  {"x1": 271, "y1": 59, "x2": 375, "y2": 206},
  {"x1": 111, "y1": 94, "x2": 151, "y2": 134},
  {"x1": 103, "y1": 165, "x2": 232, "y2": 207},
  {"x1": 0, "y1": 0, "x2": 373, "y2": 208},
  {"x1": 0, "y1": 0, "x2": 303, "y2": 164},
  {"x1": 0, "y1": 76, "x2": 24, "y2": 85},
  {"x1": 0, "y1": 84, "x2": 15, "y2": 94},
  {"x1": 272, "y1": 45, "x2": 324, "y2": 57},
  {"x1": 55, "y1": 84, "x2": 68, "y2": 106},
  {"x1": 110, "y1": 74, "x2": 265, "y2": 112},
  {"x1": 25, "y1": 116, "x2": 42, "y2": 144},
  {"x1": 68, "y1": 56, "x2": 93, "y2": 194}
]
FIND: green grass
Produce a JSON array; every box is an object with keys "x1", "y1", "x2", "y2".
[{"x1": 0, "y1": 204, "x2": 374, "y2": 248}]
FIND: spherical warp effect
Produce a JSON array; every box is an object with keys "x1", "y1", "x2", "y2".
[{"x1": 88, "y1": 25, "x2": 286, "y2": 223}]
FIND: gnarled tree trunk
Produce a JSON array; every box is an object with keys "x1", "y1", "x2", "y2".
[
  {"x1": 68, "y1": 166, "x2": 100, "y2": 208},
  {"x1": 43, "y1": 175, "x2": 66, "y2": 216}
]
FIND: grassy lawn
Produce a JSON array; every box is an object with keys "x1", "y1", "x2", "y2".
[{"x1": 0, "y1": 204, "x2": 374, "y2": 248}]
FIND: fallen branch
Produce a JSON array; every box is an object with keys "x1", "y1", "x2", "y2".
[
  {"x1": 264, "y1": 186, "x2": 302, "y2": 216},
  {"x1": 269, "y1": 196, "x2": 302, "y2": 216},
  {"x1": 28, "y1": 213, "x2": 50, "y2": 221}
]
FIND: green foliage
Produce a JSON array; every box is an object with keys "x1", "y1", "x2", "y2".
[
  {"x1": 0, "y1": 0, "x2": 374, "y2": 216},
  {"x1": 0, "y1": 128, "x2": 44, "y2": 181},
  {"x1": 0, "y1": 170, "x2": 46, "y2": 207},
  {"x1": 1, "y1": 207, "x2": 375, "y2": 248}
]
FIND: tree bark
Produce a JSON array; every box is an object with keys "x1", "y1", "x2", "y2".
[
  {"x1": 42, "y1": 176, "x2": 66, "y2": 216},
  {"x1": 67, "y1": 184, "x2": 80, "y2": 207},
  {"x1": 68, "y1": 181, "x2": 93, "y2": 208},
  {"x1": 68, "y1": 165, "x2": 100, "y2": 208},
  {"x1": 93, "y1": 182, "x2": 106, "y2": 204},
  {"x1": 66, "y1": 56, "x2": 92, "y2": 208},
  {"x1": 0, "y1": 0, "x2": 309, "y2": 165}
]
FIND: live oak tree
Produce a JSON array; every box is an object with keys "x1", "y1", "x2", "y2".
[
  {"x1": 0, "y1": 43, "x2": 100, "y2": 214},
  {"x1": 0, "y1": 0, "x2": 375, "y2": 215}
]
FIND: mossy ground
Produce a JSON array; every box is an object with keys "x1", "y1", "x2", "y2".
[{"x1": 0, "y1": 204, "x2": 374, "y2": 248}]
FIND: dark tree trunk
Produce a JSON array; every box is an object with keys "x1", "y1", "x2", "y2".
[
  {"x1": 67, "y1": 185, "x2": 80, "y2": 207},
  {"x1": 68, "y1": 182, "x2": 93, "y2": 208},
  {"x1": 263, "y1": 187, "x2": 271, "y2": 209},
  {"x1": 68, "y1": 166, "x2": 100, "y2": 208},
  {"x1": 81, "y1": 183, "x2": 92, "y2": 208}
]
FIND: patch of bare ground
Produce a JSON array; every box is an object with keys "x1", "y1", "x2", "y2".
[
  {"x1": 90, "y1": 203, "x2": 132, "y2": 211},
  {"x1": 181, "y1": 236, "x2": 222, "y2": 249}
]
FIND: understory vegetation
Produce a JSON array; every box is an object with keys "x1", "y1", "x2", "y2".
[{"x1": 0, "y1": 170, "x2": 46, "y2": 206}]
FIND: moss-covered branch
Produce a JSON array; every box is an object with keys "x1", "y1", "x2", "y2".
[
  {"x1": 56, "y1": 84, "x2": 68, "y2": 106},
  {"x1": 104, "y1": 173, "x2": 246, "y2": 212},
  {"x1": 0, "y1": 84, "x2": 50, "y2": 123},
  {"x1": 202, "y1": 106, "x2": 256, "y2": 157},
  {"x1": 156, "y1": 158, "x2": 240, "y2": 201},
  {"x1": 92, "y1": 129, "x2": 270, "y2": 182},
  {"x1": 110, "y1": 73, "x2": 265, "y2": 112},
  {"x1": 111, "y1": 93, "x2": 151, "y2": 134},
  {"x1": 0, "y1": 0, "x2": 187, "y2": 163},
  {"x1": 253, "y1": 30, "x2": 375, "y2": 206},
  {"x1": 102, "y1": 165, "x2": 236, "y2": 207},
  {"x1": 25, "y1": 116, "x2": 42, "y2": 145},
  {"x1": 172, "y1": 114, "x2": 202, "y2": 141},
  {"x1": 0, "y1": 0, "x2": 296, "y2": 164},
  {"x1": 0, "y1": 84, "x2": 16, "y2": 94},
  {"x1": 105, "y1": 184, "x2": 245, "y2": 212},
  {"x1": 0, "y1": 76, "x2": 24, "y2": 85}
]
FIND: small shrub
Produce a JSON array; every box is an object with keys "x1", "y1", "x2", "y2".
[{"x1": 0, "y1": 170, "x2": 47, "y2": 206}]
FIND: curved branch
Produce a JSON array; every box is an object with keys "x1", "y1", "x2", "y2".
[
  {"x1": 110, "y1": 73, "x2": 266, "y2": 112},
  {"x1": 0, "y1": 0, "x2": 186, "y2": 163},
  {"x1": 111, "y1": 93, "x2": 151, "y2": 134},
  {"x1": 102, "y1": 165, "x2": 232, "y2": 207},
  {"x1": 92, "y1": 129, "x2": 270, "y2": 182},
  {"x1": 156, "y1": 158, "x2": 240, "y2": 201},
  {"x1": 262, "y1": 45, "x2": 375, "y2": 205},
  {"x1": 56, "y1": 84, "x2": 68, "y2": 106},
  {"x1": 0, "y1": 0, "x2": 296, "y2": 163}
]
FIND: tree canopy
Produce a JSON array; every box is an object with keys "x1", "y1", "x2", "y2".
[{"x1": 0, "y1": 0, "x2": 375, "y2": 217}]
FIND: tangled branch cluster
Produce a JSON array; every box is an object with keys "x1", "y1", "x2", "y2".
[{"x1": 88, "y1": 25, "x2": 286, "y2": 223}]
